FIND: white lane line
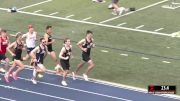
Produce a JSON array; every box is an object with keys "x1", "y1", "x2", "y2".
[
  {"x1": 1, "y1": 62, "x2": 180, "y2": 101},
  {"x1": 154, "y1": 28, "x2": 164, "y2": 32},
  {"x1": 101, "y1": 50, "x2": 109, "y2": 53},
  {"x1": 162, "y1": 61, "x2": 171, "y2": 64},
  {"x1": 0, "y1": 8, "x2": 172, "y2": 37},
  {"x1": 0, "y1": 97, "x2": 16, "y2": 101},
  {"x1": 0, "y1": 84, "x2": 75, "y2": 101},
  {"x1": 18, "y1": 0, "x2": 52, "y2": 11},
  {"x1": 82, "y1": 17, "x2": 92, "y2": 21},
  {"x1": 117, "y1": 22, "x2": 127, "y2": 26},
  {"x1": 99, "y1": 0, "x2": 168, "y2": 23},
  {"x1": 0, "y1": 73, "x2": 132, "y2": 101},
  {"x1": 66, "y1": 15, "x2": 74, "y2": 18},
  {"x1": 33, "y1": 10, "x2": 42, "y2": 13},
  {"x1": 49, "y1": 12, "x2": 59, "y2": 15},
  {"x1": 135, "y1": 25, "x2": 144, "y2": 29},
  {"x1": 141, "y1": 57, "x2": 149, "y2": 60},
  {"x1": 120, "y1": 54, "x2": 128, "y2": 56}
]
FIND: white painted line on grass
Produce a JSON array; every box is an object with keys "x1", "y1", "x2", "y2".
[
  {"x1": 33, "y1": 10, "x2": 42, "y2": 13},
  {"x1": 0, "y1": 7, "x2": 172, "y2": 37},
  {"x1": 171, "y1": 31, "x2": 180, "y2": 37},
  {"x1": 0, "y1": 97, "x2": 16, "y2": 101},
  {"x1": 117, "y1": 22, "x2": 127, "y2": 26},
  {"x1": 162, "y1": 4, "x2": 180, "y2": 9},
  {"x1": 166, "y1": 47, "x2": 170, "y2": 49},
  {"x1": 154, "y1": 28, "x2": 164, "y2": 32},
  {"x1": 0, "y1": 84, "x2": 75, "y2": 101},
  {"x1": 120, "y1": 54, "x2": 128, "y2": 56},
  {"x1": 141, "y1": 57, "x2": 149, "y2": 60},
  {"x1": 99, "y1": 0, "x2": 168, "y2": 23},
  {"x1": 162, "y1": 61, "x2": 171, "y2": 64},
  {"x1": 82, "y1": 17, "x2": 92, "y2": 21},
  {"x1": 18, "y1": 0, "x2": 52, "y2": 11},
  {"x1": 49, "y1": 12, "x2": 59, "y2": 15},
  {"x1": 135, "y1": 25, "x2": 144, "y2": 29},
  {"x1": 101, "y1": 50, "x2": 109, "y2": 53},
  {"x1": 66, "y1": 14, "x2": 74, "y2": 18}
]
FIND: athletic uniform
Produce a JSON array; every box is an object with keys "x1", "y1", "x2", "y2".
[
  {"x1": 60, "y1": 46, "x2": 71, "y2": 70},
  {"x1": 82, "y1": 38, "x2": 93, "y2": 62},
  {"x1": 46, "y1": 33, "x2": 53, "y2": 52},
  {"x1": 36, "y1": 45, "x2": 46, "y2": 65},
  {"x1": 14, "y1": 41, "x2": 23, "y2": 60},
  {"x1": 26, "y1": 32, "x2": 36, "y2": 54},
  {"x1": 0, "y1": 36, "x2": 8, "y2": 60}
]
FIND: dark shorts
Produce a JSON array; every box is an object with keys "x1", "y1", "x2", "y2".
[
  {"x1": 82, "y1": 53, "x2": 91, "y2": 62},
  {"x1": 13, "y1": 56, "x2": 22, "y2": 61},
  {"x1": 112, "y1": 0, "x2": 119, "y2": 4},
  {"x1": 60, "y1": 59, "x2": 70, "y2": 70},
  {"x1": 0, "y1": 54, "x2": 7, "y2": 60},
  {"x1": 27, "y1": 47, "x2": 35, "y2": 54},
  {"x1": 47, "y1": 45, "x2": 53, "y2": 52}
]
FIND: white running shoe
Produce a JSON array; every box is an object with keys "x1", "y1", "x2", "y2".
[
  {"x1": 72, "y1": 72, "x2": 76, "y2": 80},
  {"x1": 33, "y1": 69, "x2": 37, "y2": 77},
  {"x1": 0, "y1": 68, "x2": 6, "y2": 73},
  {"x1": 83, "y1": 74, "x2": 89, "y2": 81},
  {"x1": 31, "y1": 78, "x2": 37, "y2": 84},
  {"x1": 61, "y1": 80, "x2": 67, "y2": 86}
]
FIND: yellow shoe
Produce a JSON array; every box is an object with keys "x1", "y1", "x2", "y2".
[{"x1": 37, "y1": 73, "x2": 44, "y2": 78}]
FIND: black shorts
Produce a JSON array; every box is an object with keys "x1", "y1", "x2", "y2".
[
  {"x1": 112, "y1": 0, "x2": 119, "y2": 4},
  {"x1": 82, "y1": 53, "x2": 91, "y2": 62},
  {"x1": 13, "y1": 56, "x2": 22, "y2": 61},
  {"x1": 60, "y1": 59, "x2": 70, "y2": 70},
  {"x1": 27, "y1": 47, "x2": 35, "y2": 54},
  {"x1": 47, "y1": 45, "x2": 53, "y2": 52},
  {"x1": 0, "y1": 54, "x2": 7, "y2": 60}
]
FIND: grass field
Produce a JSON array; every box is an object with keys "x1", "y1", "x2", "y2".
[{"x1": 0, "y1": 0, "x2": 180, "y2": 95}]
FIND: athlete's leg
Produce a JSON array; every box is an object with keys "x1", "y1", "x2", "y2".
[
  {"x1": 84, "y1": 60, "x2": 94, "y2": 75},
  {"x1": 12, "y1": 60, "x2": 25, "y2": 80},
  {"x1": 83, "y1": 59, "x2": 94, "y2": 81}
]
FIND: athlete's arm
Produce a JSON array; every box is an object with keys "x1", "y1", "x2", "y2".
[
  {"x1": 22, "y1": 41, "x2": 26, "y2": 51},
  {"x1": 44, "y1": 46, "x2": 48, "y2": 58},
  {"x1": 7, "y1": 42, "x2": 16, "y2": 56},
  {"x1": 77, "y1": 39, "x2": 87, "y2": 52},
  {"x1": 22, "y1": 33, "x2": 27, "y2": 39},
  {"x1": 59, "y1": 47, "x2": 69, "y2": 60},
  {"x1": 30, "y1": 46, "x2": 39, "y2": 61},
  {"x1": 44, "y1": 34, "x2": 54, "y2": 45},
  {"x1": 91, "y1": 38, "x2": 95, "y2": 48}
]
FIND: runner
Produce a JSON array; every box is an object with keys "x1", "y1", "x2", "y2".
[
  {"x1": 59, "y1": 38, "x2": 72, "y2": 86},
  {"x1": 30, "y1": 38, "x2": 48, "y2": 84},
  {"x1": 72, "y1": 30, "x2": 95, "y2": 81},
  {"x1": 4, "y1": 32, "x2": 25, "y2": 82},
  {"x1": 22, "y1": 24, "x2": 37, "y2": 64},
  {"x1": 44, "y1": 25, "x2": 62, "y2": 74},
  {"x1": 0, "y1": 29, "x2": 10, "y2": 73}
]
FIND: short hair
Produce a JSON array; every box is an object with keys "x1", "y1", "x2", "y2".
[
  {"x1": 86, "y1": 30, "x2": 93, "y2": 35},
  {"x1": 46, "y1": 25, "x2": 52, "y2": 30},
  {"x1": 40, "y1": 38, "x2": 44, "y2": 42},
  {"x1": 1, "y1": 29, "x2": 7, "y2": 33},
  {"x1": 64, "y1": 38, "x2": 70, "y2": 43},
  {"x1": 28, "y1": 24, "x2": 33, "y2": 29},
  {"x1": 15, "y1": 32, "x2": 22, "y2": 38}
]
